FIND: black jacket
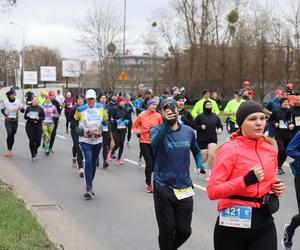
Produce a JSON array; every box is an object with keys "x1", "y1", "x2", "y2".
[
  {"x1": 269, "y1": 108, "x2": 294, "y2": 139},
  {"x1": 24, "y1": 105, "x2": 45, "y2": 126},
  {"x1": 111, "y1": 105, "x2": 129, "y2": 128},
  {"x1": 179, "y1": 109, "x2": 194, "y2": 128},
  {"x1": 194, "y1": 112, "x2": 222, "y2": 142}
]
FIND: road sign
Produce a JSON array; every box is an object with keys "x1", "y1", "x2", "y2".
[
  {"x1": 24, "y1": 71, "x2": 38, "y2": 85},
  {"x1": 119, "y1": 71, "x2": 128, "y2": 81}
]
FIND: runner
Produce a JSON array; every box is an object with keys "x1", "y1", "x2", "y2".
[
  {"x1": 241, "y1": 81, "x2": 254, "y2": 100},
  {"x1": 291, "y1": 92, "x2": 300, "y2": 133},
  {"x1": 193, "y1": 100, "x2": 223, "y2": 177},
  {"x1": 70, "y1": 95, "x2": 84, "y2": 177},
  {"x1": 64, "y1": 92, "x2": 75, "y2": 133},
  {"x1": 108, "y1": 96, "x2": 129, "y2": 165},
  {"x1": 42, "y1": 95, "x2": 59, "y2": 156},
  {"x1": 74, "y1": 89, "x2": 108, "y2": 200},
  {"x1": 207, "y1": 101, "x2": 285, "y2": 250},
  {"x1": 264, "y1": 89, "x2": 284, "y2": 137},
  {"x1": 223, "y1": 90, "x2": 245, "y2": 133},
  {"x1": 38, "y1": 90, "x2": 47, "y2": 105},
  {"x1": 268, "y1": 98, "x2": 295, "y2": 175},
  {"x1": 133, "y1": 97, "x2": 163, "y2": 193},
  {"x1": 1, "y1": 89, "x2": 25, "y2": 157},
  {"x1": 55, "y1": 89, "x2": 64, "y2": 110},
  {"x1": 191, "y1": 89, "x2": 220, "y2": 118},
  {"x1": 174, "y1": 94, "x2": 194, "y2": 128},
  {"x1": 25, "y1": 89, "x2": 34, "y2": 105},
  {"x1": 24, "y1": 96, "x2": 45, "y2": 161},
  {"x1": 150, "y1": 98, "x2": 205, "y2": 249},
  {"x1": 125, "y1": 95, "x2": 135, "y2": 147},
  {"x1": 283, "y1": 130, "x2": 300, "y2": 249},
  {"x1": 48, "y1": 90, "x2": 62, "y2": 153},
  {"x1": 133, "y1": 93, "x2": 144, "y2": 116}
]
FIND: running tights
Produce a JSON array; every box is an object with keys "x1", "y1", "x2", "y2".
[
  {"x1": 111, "y1": 128, "x2": 126, "y2": 160},
  {"x1": 140, "y1": 143, "x2": 154, "y2": 185},
  {"x1": 71, "y1": 131, "x2": 83, "y2": 168},
  {"x1": 5, "y1": 120, "x2": 18, "y2": 150},
  {"x1": 276, "y1": 137, "x2": 291, "y2": 167},
  {"x1": 65, "y1": 111, "x2": 71, "y2": 131},
  {"x1": 26, "y1": 123, "x2": 42, "y2": 157}
]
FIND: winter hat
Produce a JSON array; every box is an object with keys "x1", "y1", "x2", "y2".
[
  {"x1": 203, "y1": 100, "x2": 212, "y2": 114},
  {"x1": 117, "y1": 96, "x2": 125, "y2": 104},
  {"x1": 279, "y1": 97, "x2": 289, "y2": 105},
  {"x1": 146, "y1": 98, "x2": 157, "y2": 108},
  {"x1": 6, "y1": 89, "x2": 16, "y2": 96},
  {"x1": 236, "y1": 101, "x2": 264, "y2": 127},
  {"x1": 173, "y1": 94, "x2": 185, "y2": 101}
]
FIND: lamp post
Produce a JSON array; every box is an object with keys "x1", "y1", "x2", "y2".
[
  {"x1": 9, "y1": 21, "x2": 25, "y2": 102},
  {"x1": 123, "y1": 0, "x2": 126, "y2": 69}
]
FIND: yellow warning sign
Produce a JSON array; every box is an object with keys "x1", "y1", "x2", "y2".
[{"x1": 119, "y1": 71, "x2": 128, "y2": 81}]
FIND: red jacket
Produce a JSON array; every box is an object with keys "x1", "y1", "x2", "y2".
[
  {"x1": 207, "y1": 135, "x2": 278, "y2": 211},
  {"x1": 133, "y1": 110, "x2": 163, "y2": 144}
]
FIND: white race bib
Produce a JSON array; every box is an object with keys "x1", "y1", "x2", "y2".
[
  {"x1": 44, "y1": 116, "x2": 53, "y2": 123},
  {"x1": 173, "y1": 187, "x2": 195, "y2": 200},
  {"x1": 8, "y1": 111, "x2": 17, "y2": 119},
  {"x1": 103, "y1": 125, "x2": 108, "y2": 132},
  {"x1": 29, "y1": 111, "x2": 38, "y2": 119},
  {"x1": 279, "y1": 120, "x2": 288, "y2": 129},
  {"x1": 117, "y1": 121, "x2": 126, "y2": 129},
  {"x1": 295, "y1": 116, "x2": 300, "y2": 127},
  {"x1": 219, "y1": 206, "x2": 252, "y2": 229}
]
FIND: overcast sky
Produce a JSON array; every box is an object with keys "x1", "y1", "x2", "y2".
[{"x1": 0, "y1": 0, "x2": 169, "y2": 59}]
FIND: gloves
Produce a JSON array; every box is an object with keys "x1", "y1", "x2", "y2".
[
  {"x1": 124, "y1": 119, "x2": 129, "y2": 125},
  {"x1": 196, "y1": 166, "x2": 206, "y2": 175},
  {"x1": 244, "y1": 170, "x2": 259, "y2": 186},
  {"x1": 136, "y1": 133, "x2": 141, "y2": 138}
]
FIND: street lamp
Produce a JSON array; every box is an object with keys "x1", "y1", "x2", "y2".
[
  {"x1": 9, "y1": 21, "x2": 25, "y2": 102},
  {"x1": 123, "y1": 0, "x2": 126, "y2": 69}
]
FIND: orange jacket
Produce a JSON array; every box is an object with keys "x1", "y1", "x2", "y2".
[
  {"x1": 133, "y1": 110, "x2": 163, "y2": 144},
  {"x1": 207, "y1": 135, "x2": 278, "y2": 211}
]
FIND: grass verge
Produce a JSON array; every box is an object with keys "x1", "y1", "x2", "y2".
[{"x1": 0, "y1": 181, "x2": 56, "y2": 250}]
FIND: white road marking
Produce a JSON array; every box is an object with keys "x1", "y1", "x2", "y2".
[{"x1": 124, "y1": 158, "x2": 207, "y2": 192}]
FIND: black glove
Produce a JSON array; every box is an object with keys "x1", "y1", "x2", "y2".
[
  {"x1": 244, "y1": 170, "x2": 259, "y2": 186},
  {"x1": 199, "y1": 169, "x2": 206, "y2": 174},
  {"x1": 137, "y1": 133, "x2": 141, "y2": 138}
]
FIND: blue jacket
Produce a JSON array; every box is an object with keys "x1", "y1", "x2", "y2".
[
  {"x1": 286, "y1": 130, "x2": 300, "y2": 160},
  {"x1": 150, "y1": 121, "x2": 204, "y2": 189}
]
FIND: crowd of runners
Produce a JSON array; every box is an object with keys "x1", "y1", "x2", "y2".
[{"x1": 1, "y1": 81, "x2": 300, "y2": 249}]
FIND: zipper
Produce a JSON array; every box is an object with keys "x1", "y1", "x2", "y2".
[{"x1": 254, "y1": 140, "x2": 264, "y2": 199}]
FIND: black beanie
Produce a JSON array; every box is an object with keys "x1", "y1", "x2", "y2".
[{"x1": 236, "y1": 101, "x2": 264, "y2": 127}]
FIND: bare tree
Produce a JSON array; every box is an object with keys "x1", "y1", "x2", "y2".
[{"x1": 76, "y1": 2, "x2": 122, "y2": 89}]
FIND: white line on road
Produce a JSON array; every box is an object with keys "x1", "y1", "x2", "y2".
[{"x1": 124, "y1": 158, "x2": 207, "y2": 192}]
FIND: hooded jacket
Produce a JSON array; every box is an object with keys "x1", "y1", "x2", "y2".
[{"x1": 207, "y1": 135, "x2": 278, "y2": 211}]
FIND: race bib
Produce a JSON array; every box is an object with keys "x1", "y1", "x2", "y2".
[
  {"x1": 219, "y1": 206, "x2": 252, "y2": 229},
  {"x1": 178, "y1": 115, "x2": 183, "y2": 124},
  {"x1": 44, "y1": 116, "x2": 53, "y2": 123},
  {"x1": 29, "y1": 111, "x2": 38, "y2": 119},
  {"x1": 103, "y1": 125, "x2": 108, "y2": 132},
  {"x1": 8, "y1": 111, "x2": 17, "y2": 119},
  {"x1": 117, "y1": 121, "x2": 126, "y2": 129},
  {"x1": 279, "y1": 120, "x2": 288, "y2": 129},
  {"x1": 295, "y1": 116, "x2": 300, "y2": 127},
  {"x1": 173, "y1": 187, "x2": 195, "y2": 200}
]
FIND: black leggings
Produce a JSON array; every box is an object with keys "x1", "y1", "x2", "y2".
[
  {"x1": 276, "y1": 136, "x2": 291, "y2": 167},
  {"x1": 288, "y1": 161, "x2": 300, "y2": 234},
  {"x1": 214, "y1": 218, "x2": 277, "y2": 250},
  {"x1": 5, "y1": 120, "x2": 18, "y2": 150},
  {"x1": 127, "y1": 119, "x2": 132, "y2": 142},
  {"x1": 111, "y1": 128, "x2": 126, "y2": 160},
  {"x1": 71, "y1": 131, "x2": 83, "y2": 169},
  {"x1": 102, "y1": 131, "x2": 110, "y2": 161},
  {"x1": 65, "y1": 111, "x2": 71, "y2": 131},
  {"x1": 25, "y1": 123, "x2": 42, "y2": 157},
  {"x1": 49, "y1": 120, "x2": 58, "y2": 150},
  {"x1": 140, "y1": 143, "x2": 154, "y2": 185},
  {"x1": 154, "y1": 183, "x2": 193, "y2": 250}
]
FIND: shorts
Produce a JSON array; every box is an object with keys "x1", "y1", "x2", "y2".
[{"x1": 197, "y1": 140, "x2": 217, "y2": 150}]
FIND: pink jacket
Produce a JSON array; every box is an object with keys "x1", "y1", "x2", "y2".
[{"x1": 207, "y1": 135, "x2": 278, "y2": 211}]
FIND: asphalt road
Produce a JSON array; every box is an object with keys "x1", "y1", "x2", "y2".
[{"x1": 0, "y1": 113, "x2": 299, "y2": 250}]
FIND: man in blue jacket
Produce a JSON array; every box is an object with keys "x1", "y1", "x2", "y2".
[
  {"x1": 151, "y1": 98, "x2": 205, "y2": 250},
  {"x1": 283, "y1": 131, "x2": 300, "y2": 249}
]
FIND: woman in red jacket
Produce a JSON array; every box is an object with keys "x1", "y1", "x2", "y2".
[
  {"x1": 133, "y1": 98, "x2": 163, "y2": 193},
  {"x1": 207, "y1": 101, "x2": 285, "y2": 250}
]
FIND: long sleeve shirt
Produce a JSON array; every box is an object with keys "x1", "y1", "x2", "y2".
[{"x1": 150, "y1": 121, "x2": 204, "y2": 189}]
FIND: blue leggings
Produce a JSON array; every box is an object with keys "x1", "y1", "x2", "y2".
[
  {"x1": 80, "y1": 142, "x2": 102, "y2": 191},
  {"x1": 5, "y1": 120, "x2": 18, "y2": 150}
]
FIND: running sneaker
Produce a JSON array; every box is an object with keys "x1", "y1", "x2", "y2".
[
  {"x1": 79, "y1": 168, "x2": 84, "y2": 178},
  {"x1": 126, "y1": 142, "x2": 130, "y2": 147},
  {"x1": 103, "y1": 161, "x2": 109, "y2": 169},
  {"x1": 138, "y1": 157, "x2": 142, "y2": 167},
  {"x1": 146, "y1": 184, "x2": 153, "y2": 193},
  {"x1": 84, "y1": 190, "x2": 93, "y2": 200},
  {"x1": 32, "y1": 157, "x2": 36, "y2": 161},
  {"x1": 117, "y1": 159, "x2": 125, "y2": 165},
  {"x1": 91, "y1": 190, "x2": 95, "y2": 196},
  {"x1": 49, "y1": 149, "x2": 54, "y2": 154},
  {"x1": 72, "y1": 158, "x2": 77, "y2": 167},
  {"x1": 4, "y1": 151, "x2": 12, "y2": 158},
  {"x1": 282, "y1": 224, "x2": 293, "y2": 250},
  {"x1": 107, "y1": 151, "x2": 113, "y2": 161},
  {"x1": 277, "y1": 167, "x2": 285, "y2": 175},
  {"x1": 112, "y1": 152, "x2": 116, "y2": 159}
]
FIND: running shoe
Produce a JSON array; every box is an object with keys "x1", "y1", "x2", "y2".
[
  {"x1": 79, "y1": 168, "x2": 84, "y2": 178},
  {"x1": 112, "y1": 152, "x2": 116, "y2": 159},
  {"x1": 282, "y1": 224, "x2": 293, "y2": 250},
  {"x1": 107, "y1": 151, "x2": 113, "y2": 161},
  {"x1": 146, "y1": 184, "x2": 153, "y2": 193},
  {"x1": 277, "y1": 167, "x2": 285, "y2": 175},
  {"x1": 72, "y1": 158, "x2": 77, "y2": 167},
  {"x1": 84, "y1": 190, "x2": 93, "y2": 200},
  {"x1": 91, "y1": 190, "x2": 95, "y2": 196},
  {"x1": 117, "y1": 159, "x2": 125, "y2": 165},
  {"x1": 126, "y1": 142, "x2": 130, "y2": 147},
  {"x1": 103, "y1": 161, "x2": 109, "y2": 169},
  {"x1": 49, "y1": 149, "x2": 54, "y2": 154},
  {"x1": 138, "y1": 157, "x2": 142, "y2": 167},
  {"x1": 4, "y1": 151, "x2": 12, "y2": 158},
  {"x1": 32, "y1": 157, "x2": 36, "y2": 161}
]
